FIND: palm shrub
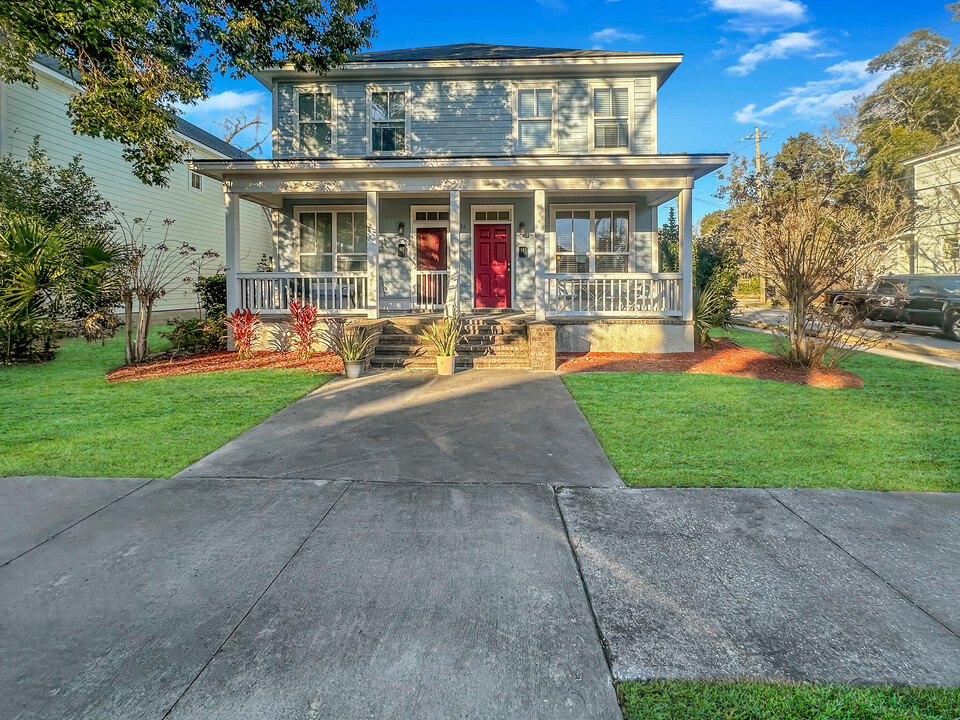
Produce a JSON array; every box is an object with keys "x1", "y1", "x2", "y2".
[
  {"x1": 693, "y1": 275, "x2": 733, "y2": 347},
  {"x1": 288, "y1": 299, "x2": 319, "y2": 359},
  {"x1": 0, "y1": 212, "x2": 120, "y2": 362},
  {"x1": 318, "y1": 319, "x2": 378, "y2": 363},
  {"x1": 419, "y1": 313, "x2": 466, "y2": 356}
]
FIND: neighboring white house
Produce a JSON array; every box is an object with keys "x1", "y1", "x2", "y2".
[
  {"x1": 903, "y1": 143, "x2": 960, "y2": 275},
  {"x1": 0, "y1": 55, "x2": 275, "y2": 315},
  {"x1": 192, "y1": 43, "x2": 727, "y2": 358}
]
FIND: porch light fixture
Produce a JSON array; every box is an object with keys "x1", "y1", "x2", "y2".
[
  {"x1": 397, "y1": 222, "x2": 405, "y2": 237},
  {"x1": 518, "y1": 221, "x2": 526, "y2": 237},
  {"x1": 397, "y1": 237, "x2": 407, "y2": 258}
]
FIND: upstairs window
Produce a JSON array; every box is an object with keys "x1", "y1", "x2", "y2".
[
  {"x1": 188, "y1": 170, "x2": 203, "y2": 193},
  {"x1": 517, "y1": 87, "x2": 554, "y2": 153},
  {"x1": 371, "y1": 90, "x2": 406, "y2": 152},
  {"x1": 593, "y1": 87, "x2": 630, "y2": 150},
  {"x1": 298, "y1": 92, "x2": 333, "y2": 154},
  {"x1": 554, "y1": 207, "x2": 631, "y2": 273},
  {"x1": 943, "y1": 235, "x2": 959, "y2": 262}
]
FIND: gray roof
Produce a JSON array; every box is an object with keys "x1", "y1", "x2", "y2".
[
  {"x1": 347, "y1": 43, "x2": 668, "y2": 63},
  {"x1": 33, "y1": 54, "x2": 252, "y2": 160}
]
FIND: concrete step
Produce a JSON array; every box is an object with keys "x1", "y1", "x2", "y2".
[
  {"x1": 369, "y1": 354, "x2": 531, "y2": 370},
  {"x1": 373, "y1": 347, "x2": 531, "y2": 360},
  {"x1": 377, "y1": 333, "x2": 527, "y2": 346}
]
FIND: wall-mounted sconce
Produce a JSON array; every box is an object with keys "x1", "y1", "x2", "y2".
[
  {"x1": 397, "y1": 221, "x2": 405, "y2": 237},
  {"x1": 518, "y1": 221, "x2": 526, "y2": 237},
  {"x1": 397, "y1": 237, "x2": 407, "y2": 258}
]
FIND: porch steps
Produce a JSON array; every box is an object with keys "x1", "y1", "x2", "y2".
[{"x1": 370, "y1": 315, "x2": 532, "y2": 370}]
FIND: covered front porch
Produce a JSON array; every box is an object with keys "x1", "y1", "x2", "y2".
[{"x1": 196, "y1": 154, "x2": 725, "y2": 352}]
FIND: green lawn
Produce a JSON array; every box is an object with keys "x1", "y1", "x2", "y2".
[
  {"x1": 0, "y1": 332, "x2": 332, "y2": 477},
  {"x1": 563, "y1": 329, "x2": 960, "y2": 492},
  {"x1": 618, "y1": 680, "x2": 960, "y2": 720}
]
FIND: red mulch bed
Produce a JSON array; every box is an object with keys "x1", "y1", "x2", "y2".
[
  {"x1": 106, "y1": 351, "x2": 343, "y2": 382},
  {"x1": 556, "y1": 338, "x2": 863, "y2": 389}
]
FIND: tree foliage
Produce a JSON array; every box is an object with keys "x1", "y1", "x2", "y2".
[
  {"x1": 719, "y1": 132, "x2": 912, "y2": 367},
  {"x1": 856, "y1": 17, "x2": 960, "y2": 177},
  {"x1": 0, "y1": 0, "x2": 375, "y2": 185}
]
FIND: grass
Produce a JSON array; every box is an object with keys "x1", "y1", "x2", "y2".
[
  {"x1": 0, "y1": 330, "x2": 332, "y2": 477},
  {"x1": 617, "y1": 680, "x2": 960, "y2": 720},
  {"x1": 563, "y1": 329, "x2": 960, "y2": 492}
]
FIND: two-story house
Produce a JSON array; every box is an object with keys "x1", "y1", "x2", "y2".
[{"x1": 191, "y1": 43, "x2": 727, "y2": 363}]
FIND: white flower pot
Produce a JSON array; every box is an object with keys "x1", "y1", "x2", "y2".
[
  {"x1": 436, "y1": 355, "x2": 456, "y2": 375},
  {"x1": 344, "y1": 360, "x2": 364, "y2": 379}
]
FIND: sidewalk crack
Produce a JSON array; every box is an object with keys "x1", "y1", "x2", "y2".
[
  {"x1": 160, "y1": 480, "x2": 352, "y2": 719},
  {"x1": 765, "y1": 489, "x2": 960, "y2": 643}
]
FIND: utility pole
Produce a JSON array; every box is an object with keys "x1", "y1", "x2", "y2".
[{"x1": 741, "y1": 126, "x2": 769, "y2": 303}]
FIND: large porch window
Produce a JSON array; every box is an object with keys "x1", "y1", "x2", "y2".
[
  {"x1": 297, "y1": 208, "x2": 367, "y2": 272},
  {"x1": 554, "y1": 207, "x2": 630, "y2": 273}
]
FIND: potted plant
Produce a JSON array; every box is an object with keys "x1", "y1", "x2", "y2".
[
  {"x1": 420, "y1": 313, "x2": 466, "y2": 375},
  {"x1": 318, "y1": 319, "x2": 377, "y2": 379}
]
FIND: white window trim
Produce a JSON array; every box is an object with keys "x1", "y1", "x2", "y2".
[
  {"x1": 366, "y1": 84, "x2": 411, "y2": 156},
  {"x1": 587, "y1": 82, "x2": 634, "y2": 155},
  {"x1": 294, "y1": 204, "x2": 367, "y2": 273},
  {"x1": 294, "y1": 85, "x2": 338, "y2": 157},
  {"x1": 941, "y1": 234, "x2": 960, "y2": 261},
  {"x1": 512, "y1": 81, "x2": 559, "y2": 156},
  {"x1": 549, "y1": 203, "x2": 636, "y2": 274},
  {"x1": 188, "y1": 170, "x2": 203, "y2": 193},
  {"x1": 471, "y1": 204, "x2": 515, "y2": 309}
]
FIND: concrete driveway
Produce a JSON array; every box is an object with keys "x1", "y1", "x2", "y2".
[{"x1": 177, "y1": 370, "x2": 621, "y2": 486}]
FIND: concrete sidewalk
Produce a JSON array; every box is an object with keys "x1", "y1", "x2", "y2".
[
  {"x1": 559, "y1": 486, "x2": 960, "y2": 686},
  {"x1": 0, "y1": 476, "x2": 621, "y2": 720},
  {"x1": 177, "y1": 370, "x2": 621, "y2": 486}
]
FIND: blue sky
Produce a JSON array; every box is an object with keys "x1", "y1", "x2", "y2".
[{"x1": 182, "y1": 0, "x2": 958, "y2": 224}]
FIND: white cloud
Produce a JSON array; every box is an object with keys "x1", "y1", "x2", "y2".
[
  {"x1": 590, "y1": 28, "x2": 644, "y2": 47},
  {"x1": 535, "y1": 0, "x2": 567, "y2": 10},
  {"x1": 726, "y1": 31, "x2": 821, "y2": 75},
  {"x1": 733, "y1": 59, "x2": 886, "y2": 124},
  {"x1": 711, "y1": 0, "x2": 807, "y2": 23},
  {"x1": 180, "y1": 90, "x2": 268, "y2": 115}
]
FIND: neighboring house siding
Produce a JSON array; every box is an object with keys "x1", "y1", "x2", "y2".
[
  {"x1": 908, "y1": 149, "x2": 960, "y2": 274},
  {"x1": 0, "y1": 69, "x2": 275, "y2": 313},
  {"x1": 274, "y1": 75, "x2": 657, "y2": 159}
]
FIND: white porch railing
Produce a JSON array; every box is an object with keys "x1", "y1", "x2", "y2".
[
  {"x1": 237, "y1": 272, "x2": 369, "y2": 314},
  {"x1": 546, "y1": 273, "x2": 683, "y2": 316},
  {"x1": 413, "y1": 270, "x2": 449, "y2": 311}
]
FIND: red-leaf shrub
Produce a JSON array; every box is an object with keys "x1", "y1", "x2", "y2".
[
  {"x1": 288, "y1": 299, "x2": 319, "y2": 359},
  {"x1": 225, "y1": 309, "x2": 261, "y2": 360}
]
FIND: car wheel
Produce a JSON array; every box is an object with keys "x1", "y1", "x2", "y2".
[
  {"x1": 835, "y1": 304, "x2": 860, "y2": 329},
  {"x1": 948, "y1": 313, "x2": 960, "y2": 342}
]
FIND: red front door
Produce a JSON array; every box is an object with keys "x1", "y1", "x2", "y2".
[{"x1": 474, "y1": 224, "x2": 511, "y2": 308}]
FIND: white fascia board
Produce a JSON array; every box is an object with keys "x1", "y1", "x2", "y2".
[
  {"x1": 903, "y1": 143, "x2": 960, "y2": 168},
  {"x1": 253, "y1": 54, "x2": 683, "y2": 88}
]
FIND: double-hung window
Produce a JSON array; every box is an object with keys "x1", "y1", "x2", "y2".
[
  {"x1": 371, "y1": 90, "x2": 406, "y2": 152},
  {"x1": 298, "y1": 92, "x2": 333, "y2": 154},
  {"x1": 517, "y1": 87, "x2": 554, "y2": 153},
  {"x1": 298, "y1": 209, "x2": 367, "y2": 272},
  {"x1": 554, "y1": 208, "x2": 631, "y2": 273},
  {"x1": 593, "y1": 87, "x2": 630, "y2": 150},
  {"x1": 943, "y1": 235, "x2": 959, "y2": 262}
]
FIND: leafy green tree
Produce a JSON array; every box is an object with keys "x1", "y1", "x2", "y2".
[
  {"x1": 856, "y1": 7, "x2": 960, "y2": 177},
  {"x1": 0, "y1": 0, "x2": 375, "y2": 185},
  {"x1": 658, "y1": 206, "x2": 679, "y2": 272}
]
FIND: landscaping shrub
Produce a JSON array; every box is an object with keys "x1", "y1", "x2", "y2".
[
  {"x1": 288, "y1": 299, "x2": 319, "y2": 359},
  {"x1": 225, "y1": 309, "x2": 261, "y2": 360},
  {"x1": 194, "y1": 274, "x2": 227, "y2": 319},
  {"x1": 160, "y1": 316, "x2": 225, "y2": 353}
]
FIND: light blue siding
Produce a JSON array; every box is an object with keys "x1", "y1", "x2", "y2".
[{"x1": 274, "y1": 75, "x2": 657, "y2": 159}]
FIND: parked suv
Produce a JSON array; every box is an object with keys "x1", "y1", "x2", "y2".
[{"x1": 825, "y1": 274, "x2": 960, "y2": 341}]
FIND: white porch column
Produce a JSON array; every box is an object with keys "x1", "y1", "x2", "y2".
[
  {"x1": 224, "y1": 190, "x2": 241, "y2": 315},
  {"x1": 366, "y1": 191, "x2": 379, "y2": 319},
  {"x1": 678, "y1": 186, "x2": 694, "y2": 322},
  {"x1": 447, "y1": 189, "x2": 461, "y2": 314},
  {"x1": 534, "y1": 189, "x2": 546, "y2": 321}
]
